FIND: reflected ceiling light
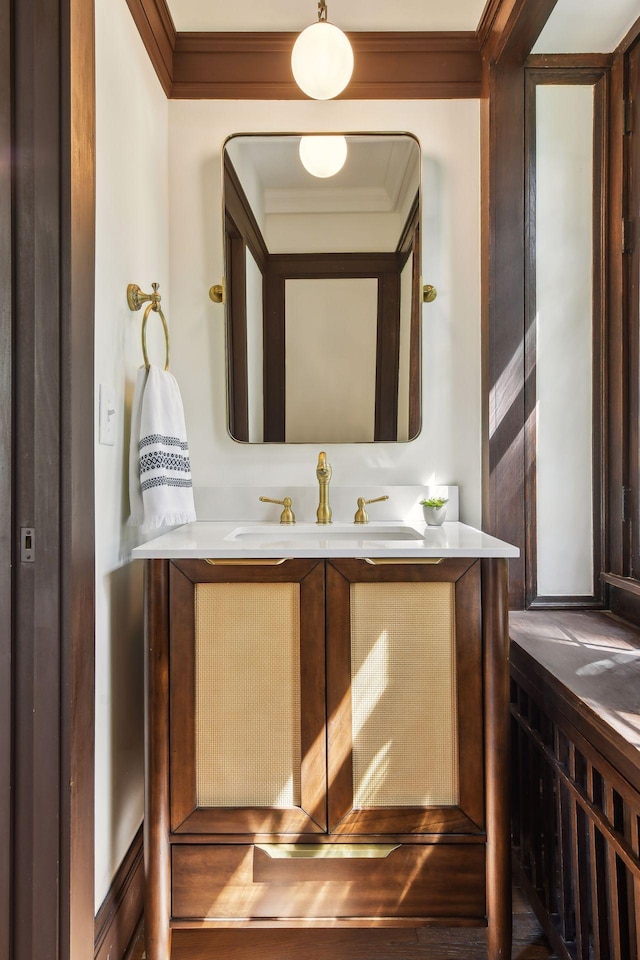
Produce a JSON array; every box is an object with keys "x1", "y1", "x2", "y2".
[
  {"x1": 299, "y1": 135, "x2": 348, "y2": 178},
  {"x1": 291, "y1": 1, "x2": 354, "y2": 100}
]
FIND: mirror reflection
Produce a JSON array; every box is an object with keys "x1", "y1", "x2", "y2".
[{"x1": 223, "y1": 133, "x2": 422, "y2": 443}]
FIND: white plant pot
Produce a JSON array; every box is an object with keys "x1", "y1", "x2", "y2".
[{"x1": 422, "y1": 504, "x2": 447, "y2": 526}]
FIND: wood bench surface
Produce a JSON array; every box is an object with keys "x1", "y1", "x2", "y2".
[{"x1": 509, "y1": 610, "x2": 640, "y2": 789}]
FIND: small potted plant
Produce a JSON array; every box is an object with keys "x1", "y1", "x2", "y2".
[{"x1": 420, "y1": 496, "x2": 449, "y2": 526}]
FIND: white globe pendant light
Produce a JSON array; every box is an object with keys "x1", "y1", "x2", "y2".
[
  {"x1": 299, "y1": 135, "x2": 348, "y2": 178},
  {"x1": 291, "y1": 1, "x2": 354, "y2": 100}
]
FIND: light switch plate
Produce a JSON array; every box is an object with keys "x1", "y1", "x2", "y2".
[{"x1": 99, "y1": 384, "x2": 116, "y2": 446}]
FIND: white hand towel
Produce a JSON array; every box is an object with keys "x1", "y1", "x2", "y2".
[
  {"x1": 128, "y1": 366, "x2": 148, "y2": 527},
  {"x1": 128, "y1": 364, "x2": 196, "y2": 530}
]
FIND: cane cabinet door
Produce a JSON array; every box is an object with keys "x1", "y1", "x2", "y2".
[
  {"x1": 168, "y1": 558, "x2": 327, "y2": 835},
  {"x1": 325, "y1": 558, "x2": 484, "y2": 835}
]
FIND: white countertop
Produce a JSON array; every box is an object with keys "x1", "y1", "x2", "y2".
[{"x1": 132, "y1": 520, "x2": 520, "y2": 560}]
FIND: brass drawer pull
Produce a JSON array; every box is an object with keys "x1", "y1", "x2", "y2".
[
  {"x1": 204, "y1": 558, "x2": 288, "y2": 566},
  {"x1": 362, "y1": 557, "x2": 444, "y2": 565},
  {"x1": 255, "y1": 843, "x2": 400, "y2": 859}
]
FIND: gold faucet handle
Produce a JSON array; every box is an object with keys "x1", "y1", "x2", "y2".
[
  {"x1": 354, "y1": 495, "x2": 389, "y2": 524},
  {"x1": 259, "y1": 496, "x2": 295, "y2": 524}
]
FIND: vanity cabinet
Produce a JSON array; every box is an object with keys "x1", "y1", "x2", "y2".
[{"x1": 144, "y1": 555, "x2": 510, "y2": 960}]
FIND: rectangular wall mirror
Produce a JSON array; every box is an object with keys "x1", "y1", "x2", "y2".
[{"x1": 222, "y1": 133, "x2": 422, "y2": 443}]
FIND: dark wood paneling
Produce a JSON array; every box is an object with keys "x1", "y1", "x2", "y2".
[
  {"x1": 124, "y1": 0, "x2": 175, "y2": 96},
  {"x1": 0, "y1": 0, "x2": 11, "y2": 953},
  {"x1": 481, "y1": 60, "x2": 528, "y2": 607},
  {"x1": 11, "y1": 2, "x2": 97, "y2": 958},
  {"x1": 171, "y1": 32, "x2": 482, "y2": 100},
  {"x1": 94, "y1": 827, "x2": 144, "y2": 960},
  {"x1": 628, "y1": 42, "x2": 640, "y2": 580},
  {"x1": 607, "y1": 54, "x2": 628, "y2": 576},
  {"x1": 145, "y1": 560, "x2": 172, "y2": 960},
  {"x1": 171, "y1": 843, "x2": 486, "y2": 921},
  {"x1": 480, "y1": 0, "x2": 559, "y2": 609}
]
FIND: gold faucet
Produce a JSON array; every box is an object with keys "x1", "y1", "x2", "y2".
[
  {"x1": 354, "y1": 495, "x2": 389, "y2": 524},
  {"x1": 316, "y1": 451, "x2": 332, "y2": 524},
  {"x1": 259, "y1": 496, "x2": 295, "y2": 524}
]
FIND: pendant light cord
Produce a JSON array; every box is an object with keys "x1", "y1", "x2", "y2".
[{"x1": 318, "y1": 1, "x2": 327, "y2": 21}]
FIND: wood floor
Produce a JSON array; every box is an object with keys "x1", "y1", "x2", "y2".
[{"x1": 127, "y1": 887, "x2": 556, "y2": 960}]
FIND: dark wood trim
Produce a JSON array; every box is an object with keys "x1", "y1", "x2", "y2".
[
  {"x1": 480, "y1": 0, "x2": 561, "y2": 609},
  {"x1": 122, "y1": 8, "x2": 483, "y2": 100},
  {"x1": 171, "y1": 32, "x2": 482, "y2": 100},
  {"x1": 409, "y1": 223, "x2": 422, "y2": 439},
  {"x1": 616, "y1": 14, "x2": 640, "y2": 55},
  {"x1": 607, "y1": 54, "x2": 627, "y2": 576},
  {"x1": 477, "y1": 0, "x2": 505, "y2": 52},
  {"x1": 481, "y1": 59, "x2": 528, "y2": 608},
  {"x1": 226, "y1": 233, "x2": 249, "y2": 442},
  {"x1": 62, "y1": 3, "x2": 97, "y2": 956},
  {"x1": 263, "y1": 253, "x2": 403, "y2": 442},
  {"x1": 263, "y1": 270, "x2": 286, "y2": 442},
  {"x1": 94, "y1": 826, "x2": 144, "y2": 960},
  {"x1": 124, "y1": 0, "x2": 175, "y2": 96},
  {"x1": 12, "y1": 2, "x2": 96, "y2": 959},
  {"x1": 627, "y1": 41, "x2": 640, "y2": 580},
  {"x1": 601, "y1": 571, "x2": 640, "y2": 596},
  {"x1": 527, "y1": 53, "x2": 613, "y2": 69},
  {"x1": 480, "y1": 0, "x2": 559, "y2": 63},
  {"x1": 145, "y1": 560, "x2": 172, "y2": 960},
  {"x1": 608, "y1": 582, "x2": 640, "y2": 629},
  {"x1": 482, "y1": 558, "x2": 511, "y2": 960},
  {"x1": 224, "y1": 153, "x2": 269, "y2": 271},
  {"x1": 523, "y1": 69, "x2": 538, "y2": 609},
  {"x1": 0, "y1": 0, "x2": 11, "y2": 955},
  {"x1": 374, "y1": 271, "x2": 401, "y2": 442}
]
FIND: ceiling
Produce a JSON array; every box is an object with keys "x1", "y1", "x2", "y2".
[
  {"x1": 165, "y1": 0, "x2": 488, "y2": 33},
  {"x1": 165, "y1": 0, "x2": 639, "y2": 52}
]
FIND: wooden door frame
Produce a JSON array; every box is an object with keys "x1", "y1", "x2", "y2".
[
  {"x1": 7, "y1": 1, "x2": 96, "y2": 959},
  {"x1": 480, "y1": 0, "x2": 561, "y2": 609},
  {"x1": 0, "y1": 0, "x2": 12, "y2": 956}
]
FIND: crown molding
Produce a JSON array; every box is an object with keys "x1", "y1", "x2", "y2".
[
  {"x1": 125, "y1": 0, "x2": 176, "y2": 95},
  {"x1": 124, "y1": 1, "x2": 483, "y2": 99}
]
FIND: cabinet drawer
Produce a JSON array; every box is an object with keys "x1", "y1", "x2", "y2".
[{"x1": 171, "y1": 843, "x2": 486, "y2": 920}]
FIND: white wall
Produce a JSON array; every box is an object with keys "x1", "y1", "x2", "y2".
[
  {"x1": 94, "y1": 0, "x2": 169, "y2": 911},
  {"x1": 535, "y1": 85, "x2": 594, "y2": 596},
  {"x1": 285, "y1": 277, "x2": 378, "y2": 442},
  {"x1": 168, "y1": 100, "x2": 482, "y2": 525}
]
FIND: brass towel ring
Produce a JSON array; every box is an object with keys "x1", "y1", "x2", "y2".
[
  {"x1": 127, "y1": 282, "x2": 170, "y2": 371},
  {"x1": 141, "y1": 301, "x2": 170, "y2": 371}
]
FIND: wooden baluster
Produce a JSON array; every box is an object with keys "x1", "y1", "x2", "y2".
[{"x1": 604, "y1": 783, "x2": 623, "y2": 960}]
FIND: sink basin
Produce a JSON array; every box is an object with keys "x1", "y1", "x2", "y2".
[{"x1": 225, "y1": 522, "x2": 425, "y2": 542}]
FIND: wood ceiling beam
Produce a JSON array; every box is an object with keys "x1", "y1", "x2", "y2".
[{"x1": 124, "y1": 0, "x2": 483, "y2": 99}]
